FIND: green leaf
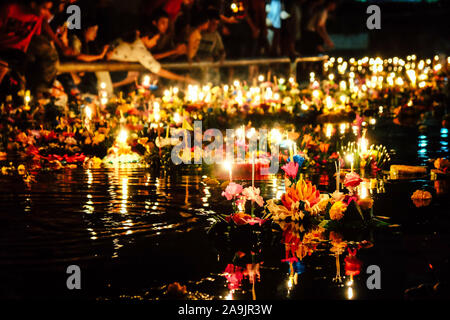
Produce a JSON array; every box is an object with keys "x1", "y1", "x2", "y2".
[
  {"x1": 355, "y1": 203, "x2": 365, "y2": 220},
  {"x1": 319, "y1": 220, "x2": 330, "y2": 228}
]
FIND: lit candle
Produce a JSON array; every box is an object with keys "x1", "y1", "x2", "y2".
[
  {"x1": 85, "y1": 105, "x2": 92, "y2": 120},
  {"x1": 223, "y1": 84, "x2": 229, "y2": 99},
  {"x1": 335, "y1": 160, "x2": 340, "y2": 191},
  {"x1": 347, "y1": 154, "x2": 354, "y2": 173},
  {"x1": 24, "y1": 90, "x2": 30, "y2": 109},
  {"x1": 119, "y1": 109, "x2": 124, "y2": 123},
  {"x1": 359, "y1": 137, "x2": 368, "y2": 153},
  {"x1": 252, "y1": 151, "x2": 255, "y2": 188},
  {"x1": 326, "y1": 123, "x2": 333, "y2": 138},
  {"x1": 165, "y1": 124, "x2": 170, "y2": 139},
  {"x1": 325, "y1": 96, "x2": 333, "y2": 109},
  {"x1": 142, "y1": 75, "x2": 150, "y2": 87},
  {"x1": 117, "y1": 129, "x2": 128, "y2": 145},
  {"x1": 360, "y1": 180, "x2": 368, "y2": 199},
  {"x1": 153, "y1": 101, "x2": 160, "y2": 123},
  {"x1": 224, "y1": 161, "x2": 232, "y2": 182},
  {"x1": 85, "y1": 105, "x2": 92, "y2": 131}
]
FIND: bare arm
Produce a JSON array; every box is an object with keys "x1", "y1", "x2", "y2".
[
  {"x1": 153, "y1": 50, "x2": 177, "y2": 60},
  {"x1": 76, "y1": 45, "x2": 109, "y2": 62},
  {"x1": 316, "y1": 25, "x2": 333, "y2": 48},
  {"x1": 157, "y1": 68, "x2": 197, "y2": 84},
  {"x1": 187, "y1": 32, "x2": 201, "y2": 62},
  {"x1": 42, "y1": 21, "x2": 76, "y2": 56},
  {"x1": 76, "y1": 54, "x2": 103, "y2": 62},
  {"x1": 220, "y1": 14, "x2": 237, "y2": 24},
  {"x1": 153, "y1": 43, "x2": 186, "y2": 60},
  {"x1": 316, "y1": 11, "x2": 334, "y2": 48},
  {"x1": 244, "y1": 0, "x2": 259, "y2": 38}
]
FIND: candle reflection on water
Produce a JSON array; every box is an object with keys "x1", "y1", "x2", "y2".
[
  {"x1": 83, "y1": 169, "x2": 95, "y2": 214},
  {"x1": 121, "y1": 177, "x2": 128, "y2": 214}
]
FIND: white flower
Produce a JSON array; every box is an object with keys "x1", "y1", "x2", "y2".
[{"x1": 331, "y1": 190, "x2": 345, "y2": 202}]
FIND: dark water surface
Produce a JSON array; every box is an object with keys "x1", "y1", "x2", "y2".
[{"x1": 0, "y1": 123, "x2": 449, "y2": 300}]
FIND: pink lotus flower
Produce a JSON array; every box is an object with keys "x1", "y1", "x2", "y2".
[
  {"x1": 224, "y1": 264, "x2": 244, "y2": 290},
  {"x1": 344, "y1": 172, "x2": 362, "y2": 188},
  {"x1": 225, "y1": 212, "x2": 267, "y2": 226},
  {"x1": 281, "y1": 161, "x2": 299, "y2": 179},
  {"x1": 242, "y1": 187, "x2": 264, "y2": 207},
  {"x1": 222, "y1": 182, "x2": 243, "y2": 200}
]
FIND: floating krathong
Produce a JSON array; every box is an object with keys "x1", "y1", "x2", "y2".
[
  {"x1": 103, "y1": 129, "x2": 143, "y2": 166},
  {"x1": 319, "y1": 172, "x2": 395, "y2": 229},
  {"x1": 266, "y1": 158, "x2": 329, "y2": 221},
  {"x1": 411, "y1": 189, "x2": 433, "y2": 207},
  {"x1": 339, "y1": 140, "x2": 391, "y2": 173},
  {"x1": 212, "y1": 182, "x2": 270, "y2": 227}
]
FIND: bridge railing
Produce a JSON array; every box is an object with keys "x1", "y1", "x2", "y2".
[{"x1": 57, "y1": 56, "x2": 328, "y2": 78}]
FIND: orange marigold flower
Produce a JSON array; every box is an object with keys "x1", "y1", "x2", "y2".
[
  {"x1": 329, "y1": 201, "x2": 347, "y2": 220},
  {"x1": 319, "y1": 143, "x2": 330, "y2": 153}
]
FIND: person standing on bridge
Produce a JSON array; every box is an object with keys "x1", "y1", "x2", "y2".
[
  {"x1": 56, "y1": 18, "x2": 110, "y2": 97},
  {"x1": 301, "y1": 0, "x2": 336, "y2": 55},
  {"x1": 0, "y1": 0, "x2": 74, "y2": 92}
]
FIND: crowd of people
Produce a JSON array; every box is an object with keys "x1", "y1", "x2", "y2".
[{"x1": 0, "y1": 0, "x2": 338, "y2": 99}]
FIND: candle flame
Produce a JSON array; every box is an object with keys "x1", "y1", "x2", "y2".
[{"x1": 117, "y1": 129, "x2": 128, "y2": 144}]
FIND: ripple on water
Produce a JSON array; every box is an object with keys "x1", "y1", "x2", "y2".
[
  {"x1": 1, "y1": 165, "x2": 449, "y2": 300},
  {"x1": 0, "y1": 168, "x2": 207, "y2": 264}
]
